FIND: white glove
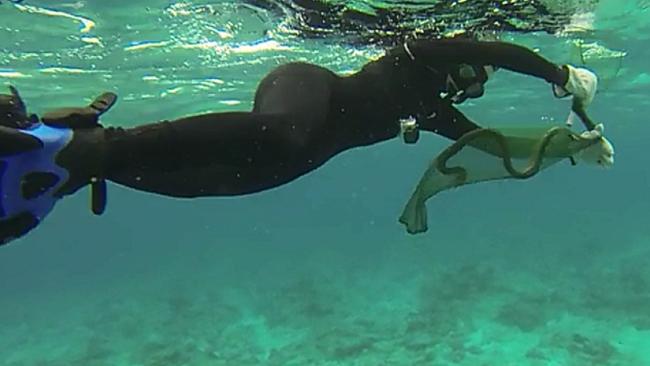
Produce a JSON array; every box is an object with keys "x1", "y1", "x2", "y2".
[
  {"x1": 579, "y1": 123, "x2": 604, "y2": 140},
  {"x1": 553, "y1": 65, "x2": 598, "y2": 126},
  {"x1": 575, "y1": 124, "x2": 614, "y2": 168}
]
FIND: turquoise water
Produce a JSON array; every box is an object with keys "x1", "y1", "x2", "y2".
[{"x1": 1, "y1": 1, "x2": 650, "y2": 365}]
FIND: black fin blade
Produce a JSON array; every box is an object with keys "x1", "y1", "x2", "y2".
[
  {"x1": 0, "y1": 126, "x2": 43, "y2": 156},
  {"x1": 90, "y1": 92, "x2": 117, "y2": 115},
  {"x1": 0, "y1": 212, "x2": 39, "y2": 247}
]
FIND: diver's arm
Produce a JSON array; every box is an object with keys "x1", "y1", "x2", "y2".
[
  {"x1": 417, "y1": 104, "x2": 481, "y2": 142},
  {"x1": 407, "y1": 39, "x2": 569, "y2": 85},
  {"x1": 408, "y1": 39, "x2": 599, "y2": 130}
]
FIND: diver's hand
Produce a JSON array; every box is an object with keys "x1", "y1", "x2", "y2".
[
  {"x1": 575, "y1": 124, "x2": 614, "y2": 168},
  {"x1": 579, "y1": 123, "x2": 604, "y2": 140},
  {"x1": 580, "y1": 137, "x2": 614, "y2": 167},
  {"x1": 553, "y1": 65, "x2": 598, "y2": 127},
  {"x1": 553, "y1": 65, "x2": 598, "y2": 105}
]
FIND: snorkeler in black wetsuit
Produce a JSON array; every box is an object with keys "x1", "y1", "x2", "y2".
[{"x1": 0, "y1": 38, "x2": 601, "y2": 245}]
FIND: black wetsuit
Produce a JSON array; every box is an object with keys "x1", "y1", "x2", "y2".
[{"x1": 57, "y1": 39, "x2": 569, "y2": 199}]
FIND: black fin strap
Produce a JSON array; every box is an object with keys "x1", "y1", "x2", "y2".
[{"x1": 90, "y1": 178, "x2": 107, "y2": 215}]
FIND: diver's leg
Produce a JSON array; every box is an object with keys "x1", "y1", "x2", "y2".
[
  {"x1": 419, "y1": 104, "x2": 481, "y2": 141},
  {"x1": 104, "y1": 63, "x2": 341, "y2": 197},
  {"x1": 104, "y1": 111, "x2": 331, "y2": 197}
]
